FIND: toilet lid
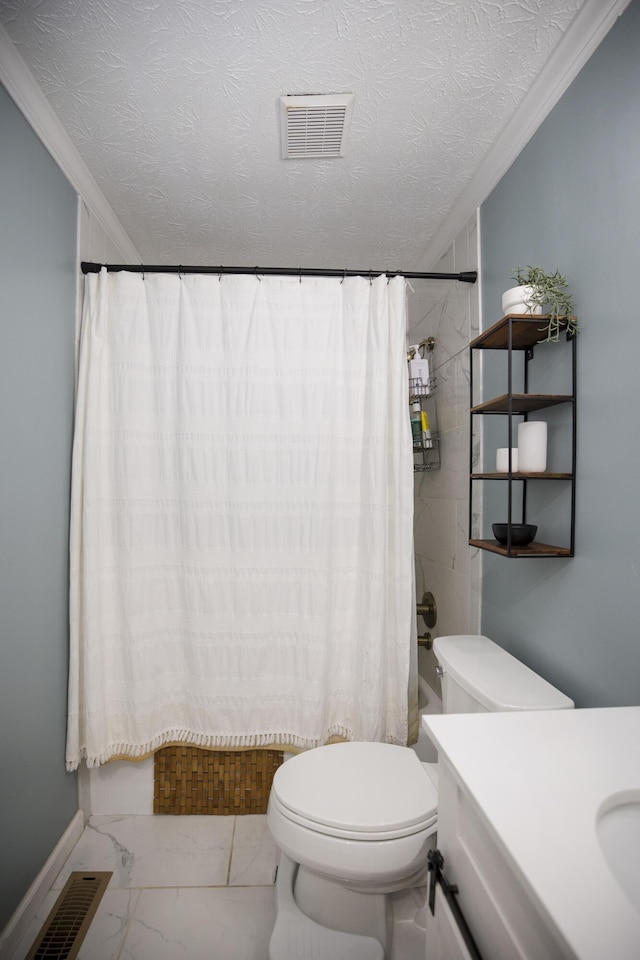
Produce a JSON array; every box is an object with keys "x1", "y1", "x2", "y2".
[{"x1": 271, "y1": 742, "x2": 438, "y2": 838}]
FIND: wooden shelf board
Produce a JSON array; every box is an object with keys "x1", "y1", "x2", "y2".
[
  {"x1": 470, "y1": 315, "x2": 575, "y2": 351},
  {"x1": 471, "y1": 472, "x2": 573, "y2": 480},
  {"x1": 469, "y1": 538, "x2": 573, "y2": 558},
  {"x1": 471, "y1": 393, "x2": 574, "y2": 414}
]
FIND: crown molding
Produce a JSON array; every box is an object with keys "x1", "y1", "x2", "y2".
[
  {"x1": 416, "y1": 0, "x2": 633, "y2": 271},
  {"x1": 0, "y1": 23, "x2": 140, "y2": 264}
]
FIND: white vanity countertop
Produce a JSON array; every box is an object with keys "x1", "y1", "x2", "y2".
[{"x1": 423, "y1": 706, "x2": 640, "y2": 960}]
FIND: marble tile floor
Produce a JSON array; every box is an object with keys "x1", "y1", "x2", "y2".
[{"x1": 11, "y1": 814, "x2": 427, "y2": 960}]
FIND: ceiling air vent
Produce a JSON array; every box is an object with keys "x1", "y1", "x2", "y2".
[{"x1": 280, "y1": 94, "x2": 354, "y2": 159}]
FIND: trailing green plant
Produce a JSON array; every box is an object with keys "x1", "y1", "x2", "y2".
[{"x1": 512, "y1": 266, "x2": 577, "y2": 341}]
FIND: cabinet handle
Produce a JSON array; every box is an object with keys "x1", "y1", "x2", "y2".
[{"x1": 427, "y1": 848, "x2": 485, "y2": 960}]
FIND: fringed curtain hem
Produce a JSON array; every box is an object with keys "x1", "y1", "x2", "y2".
[{"x1": 67, "y1": 725, "x2": 409, "y2": 770}]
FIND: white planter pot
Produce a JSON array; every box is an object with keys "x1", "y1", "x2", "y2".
[{"x1": 502, "y1": 285, "x2": 542, "y2": 316}]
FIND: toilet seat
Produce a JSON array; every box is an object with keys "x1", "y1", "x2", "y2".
[
  {"x1": 269, "y1": 791, "x2": 437, "y2": 842},
  {"x1": 270, "y1": 741, "x2": 438, "y2": 840},
  {"x1": 268, "y1": 741, "x2": 438, "y2": 887}
]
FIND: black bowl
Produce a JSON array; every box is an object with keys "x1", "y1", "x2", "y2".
[{"x1": 492, "y1": 523, "x2": 537, "y2": 546}]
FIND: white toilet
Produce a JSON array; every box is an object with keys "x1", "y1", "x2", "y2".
[{"x1": 267, "y1": 635, "x2": 574, "y2": 959}]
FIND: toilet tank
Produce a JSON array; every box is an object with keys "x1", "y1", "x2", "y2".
[{"x1": 434, "y1": 635, "x2": 574, "y2": 714}]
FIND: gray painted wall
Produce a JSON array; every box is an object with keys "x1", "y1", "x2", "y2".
[
  {"x1": 480, "y1": 0, "x2": 640, "y2": 708},
  {"x1": 0, "y1": 85, "x2": 78, "y2": 930}
]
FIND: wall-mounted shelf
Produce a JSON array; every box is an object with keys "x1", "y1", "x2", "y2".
[
  {"x1": 471, "y1": 394, "x2": 573, "y2": 414},
  {"x1": 469, "y1": 315, "x2": 558, "y2": 350},
  {"x1": 469, "y1": 314, "x2": 576, "y2": 558},
  {"x1": 468, "y1": 539, "x2": 573, "y2": 558},
  {"x1": 471, "y1": 472, "x2": 572, "y2": 480}
]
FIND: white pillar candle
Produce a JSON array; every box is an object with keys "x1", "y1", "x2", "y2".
[
  {"x1": 496, "y1": 448, "x2": 518, "y2": 472},
  {"x1": 518, "y1": 421, "x2": 547, "y2": 473}
]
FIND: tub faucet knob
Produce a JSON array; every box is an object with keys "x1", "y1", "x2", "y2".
[{"x1": 417, "y1": 591, "x2": 437, "y2": 629}]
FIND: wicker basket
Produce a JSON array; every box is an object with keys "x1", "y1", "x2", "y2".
[{"x1": 154, "y1": 746, "x2": 283, "y2": 815}]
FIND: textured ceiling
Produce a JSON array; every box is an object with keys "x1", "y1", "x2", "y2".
[{"x1": 1, "y1": 0, "x2": 584, "y2": 267}]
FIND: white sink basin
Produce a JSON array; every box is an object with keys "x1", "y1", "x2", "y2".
[{"x1": 597, "y1": 792, "x2": 640, "y2": 913}]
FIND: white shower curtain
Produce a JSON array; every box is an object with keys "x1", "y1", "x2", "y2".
[{"x1": 66, "y1": 269, "x2": 415, "y2": 769}]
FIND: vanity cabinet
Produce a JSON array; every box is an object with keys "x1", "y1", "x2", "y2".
[
  {"x1": 423, "y1": 708, "x2": 640, "y2": 960},
  {"x1": 425, "y1": 754, "x2": 572, "y2": 960},
  {"x1": 468, "y1": 315, "x2": 576, "y2": 556}
]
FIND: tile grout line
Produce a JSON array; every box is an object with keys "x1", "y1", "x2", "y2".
[
  {"x1": 226, "y1": 815, "x2": 237, "y2": 885},
  {"x1": 114, "y1": 887, "x2": 141, "y2": 960}
]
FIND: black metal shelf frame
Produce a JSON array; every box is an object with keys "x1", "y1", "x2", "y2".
[{"x1": 468, "y1": 316, "x2": 577, "y2": 558}]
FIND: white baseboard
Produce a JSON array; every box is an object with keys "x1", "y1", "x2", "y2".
[{"x1": 0, "y1": 810, "x2": 84, "y2": 958}]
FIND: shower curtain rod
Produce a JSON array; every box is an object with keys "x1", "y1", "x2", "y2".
[{"x1": 80, "y1": 262, "x2": 477, "y2": 283}]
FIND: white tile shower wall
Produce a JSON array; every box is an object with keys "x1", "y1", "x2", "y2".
[{"x1": 407, "y1": 213, "x2": 482, "y2": 686}]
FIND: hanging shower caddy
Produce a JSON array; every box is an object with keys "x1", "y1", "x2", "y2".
[{"x1": 409, "y1": 337, "x2": 440, "y2": 472}]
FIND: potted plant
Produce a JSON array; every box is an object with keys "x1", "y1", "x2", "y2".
[{"x1": 502, "y1": 266, "x2": 577, "y2": 341}]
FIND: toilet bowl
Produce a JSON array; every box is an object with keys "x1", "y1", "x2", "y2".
[
  {"x1": 267, "y1": 635, "x2": 574, "y2": 959},
  {"x1": 267, "y1": 741, "x2": 438, "y2": 959},
  {"x1": 270, "y1": 852, "x2": 386, "y2": 960},
  {"x1": 268, "y1": 742, "x2": 438, "y2": 889}
]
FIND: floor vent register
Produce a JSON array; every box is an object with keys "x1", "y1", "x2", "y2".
[{"x1": 25, "y1": 872, "x2": 112, "y2": 960}]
